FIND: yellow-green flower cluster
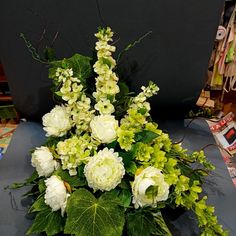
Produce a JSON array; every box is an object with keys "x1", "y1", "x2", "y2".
[
  {"x1": 173, "y1": 176, "x2": 227, "y2": 235},
  {"x1": 130, "y1": 81, "x2": 159, "y2": 117},
  {"x1": 194, "y1": 197, "x2": 227, "y2": 236},
  {"x1": 117, "y1": 83, "x2": 159, "y2": 151},
  {"x1": 134, "y1": 142, "x2": 154, "y2": 162},
  {"x1": 67, "y1": 94, "x2": 95, "y2": 134},
  {"x1": 93, "y1": 27, "x2": 120, "y2": 115},
  {"x1": 55, "y1": 68, "x2": 73, "y2": 82},
  {"x1": 117, "y1": 129, "x2": 135, "y2": 151},
  {"x1": 54, "y1": 67, "x2": 95, "y2": 134},
  {"x1": 56, "y1": 134, "x2": 98, "y2": 176},
  {"x1": 55, "y1": 68, "x2": 83, "y2": 105},
  {"x1": 190, "y1": 150, "x2": 215, "y2": 170}
]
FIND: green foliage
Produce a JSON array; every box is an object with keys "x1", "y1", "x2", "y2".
[
  {"x1": 43, "y1": 46, "x2": 56, "y2": 62},
  {"x1": 187, "y1": 107, "x2": 214, "y2": 119},
  {"x1": 26, "y1": 207, "x2": 65, "y2": 235},
  {"x1": 20, "y1": 33, "x2": 46, "y2": 64},
  {"x1": 64, "y1": 189, "x2": 125, "y2": 236},
  {"x1": 49, "y1": 53, "x2": 92, "y2": 86},
  {"x1": 117, "y1": 30, "x2": 152, "y2": 63},
  {"x1": 126, "y1": 161, "x2": 138, "y2": 175},
  {"x1": 29, "y1": 195, "x2": 48, "y2": 213},
  {"x1": 119, "y1": 151, "x2": 135, "y2": 167},
  {"x1": 8, "y1": 171, "x2": 39, "y2": 189},
  {"x1": 106, "y1": 140, "x2": 118, "y2": 149},
  {"x1": 118, "y1": 189, "x2": 132, "y2": 208},
  {"x1": 108, "y1": 189, "x2": 132, "y2": 208},
  {"x1": 26, "y1": 171, "x2": 39, "y2": 183},
  {"x1": 43, "y1": 136, "x2": 68, "y2": 149},
  {"x1": 54, "y1": 167, "x2": 87, "y2": 187},
  {"x1": 115, "y1": 82, "x2": 132, "y2": 119},
  {"x1": 126, "y1": 210, "x2": 172, "y2": 236},
  {"x1": 38, "y1": 179, "x2": 46, "y2": 193},
  {"x1": 135, "y1": 130, "x2": 159, "y2": 143}
]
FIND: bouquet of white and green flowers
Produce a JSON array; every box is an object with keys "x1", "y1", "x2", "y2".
[{"x1": 19, "y1": 27, "x2": 227, "y2": 236}]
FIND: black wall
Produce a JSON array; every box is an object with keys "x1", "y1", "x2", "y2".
[{"x1": 0, "y1": 0, "x2": 224, "y2": 120}]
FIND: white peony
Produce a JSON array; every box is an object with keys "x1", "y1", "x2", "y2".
[
  {"x1": 44, "y1": 175, "x2": 70, "y2": 216},
  {"x1": 31, "y1": 146, "x2": 59, "y2": 177},
  {"x1": 84, "y1": 148, "x2": 125, "y2": 191},
  {"x1": 42, "y1": 105, "x2": 72, "y2": 137},
  {"x1": 132, "y1": 166, "x2": 169, "y2": 208},
  {"x1": 90, "y1": 115, "x2": 118, "y2": 143}
]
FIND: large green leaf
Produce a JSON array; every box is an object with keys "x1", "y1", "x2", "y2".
[
  {"x1": 127, "y1": 210, "x2": 156, "y2": 236},
  {"x1": 64, "y1": 189, "x2": 125, "y2": 236},
  {"x1": 126, "y1": 210, "x2": 172, "y2": 236},
  {"x1": 26, "y1": 207, "x2": 64, "y2": 235},
  {"x1": 49, "y1": 53, "x2": 92, "y2": 84}
]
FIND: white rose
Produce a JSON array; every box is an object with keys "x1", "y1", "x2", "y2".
[
  {"x1": 90, "y1": 115, "x2": 118, "y2": 143},
  {"x1": 84, "y1": 148, "x2": 125, "y2": 191},
  {"x1": 44, "y1": 175, "x2": 70, "y2": 216},
  {"x1": 132, "y1": 166, "x2": 169, "y2": 208},
  {"x1": 42, "y1": 105, "x2": 72, "y2": 137},
  {"x1": 31, "y1": 146, "x2": 59, "y2": 177}
]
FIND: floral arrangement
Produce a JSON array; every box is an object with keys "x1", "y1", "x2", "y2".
[{"x1": 19, "y1": 27, "x2": 228, "y2": 236}]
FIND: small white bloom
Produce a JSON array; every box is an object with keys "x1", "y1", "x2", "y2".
[
  {"x1": 44, "y1": 175, "x2": 70, "y2": 216},
  {"x1": 132, "y1": 167, "x2": 169, "y2": 208},
  {"x1": 99, "y1": 80, "x2": 120, "y2": 95},
  {"x1": 31, "y1": 146, "x2": 59, "y2": 177},
  {"x1": 90, "y1": 115, "x2": 118, "y2": 143},
  {"x1": 94, "y1": 99, "x2": 115, "y2": 115},
  {"x1": 84, "y1": 148, "x2": 125, "y2": 191},
  {"x1": 42, "y1": 105, "x2": 72, "y2": 137}
]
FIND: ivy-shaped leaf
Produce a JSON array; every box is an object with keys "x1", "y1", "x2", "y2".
[
  {"x1": 64, "y1": 188, "x2": 125, "y2": 236},
  {"x1": 126, "y1": 210, "x2": 172, "y2": 236},
  {"x1": 26, "y1": 207, "x2": 65, "y2": 235},
  {"x1": 67, "y1": 54, "x2": 92, "y2": 81},
  {"x1": 49, "y1": 53, "x2": 92, "y2": 85},
  {"x1": 127, "y1": 210, "x2": 156, "y2": 236}
]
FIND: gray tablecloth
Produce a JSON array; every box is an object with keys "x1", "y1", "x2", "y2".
[{"x1": 0, "y1": 120, "x2": 235, "y2": 235}]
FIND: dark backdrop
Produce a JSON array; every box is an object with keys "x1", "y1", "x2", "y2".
[{"x1": 0, "y1": 0, "x2": 224, "y2": 120}]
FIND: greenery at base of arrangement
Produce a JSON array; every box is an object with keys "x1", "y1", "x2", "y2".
[{"x1": 18, "y1": 138, "x2": 227, "y2": 236}]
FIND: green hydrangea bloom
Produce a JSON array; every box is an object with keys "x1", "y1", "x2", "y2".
[
  {"x1": 56, "y1": 134, "x2": 97, "y2": 175},
  {"x1": 151, "y1": 144, "x2": 167, "y2": 170},
  {"x1": 134, "y1": 142, "x2": 154, "y2": 162},
  {"x1": 117, "y1": 127, "x2": 135, "y2": 151}
]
